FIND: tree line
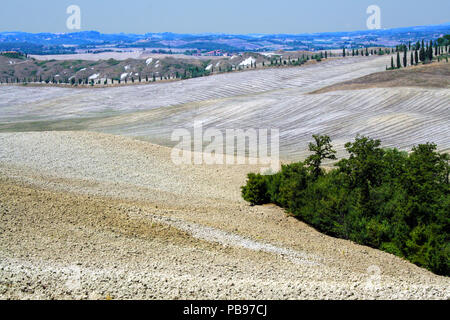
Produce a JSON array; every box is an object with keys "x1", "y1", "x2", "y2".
[
  {"x1": 339, "y1": 34, "x2": 450, "y2": 70},
  {"x1": 387, "y1": 35, "x2": 449, "y2": 69},
  {"x1": 241, "y1": 135, "x2": 449, "y2": 276}
]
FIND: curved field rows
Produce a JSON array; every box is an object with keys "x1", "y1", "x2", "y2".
[
  {"x1": 0, "y1": 56, "x2": 387, "y2": 122},
  {"x1": 1, "y1": 55, "x2": 448, "y2": 161}
]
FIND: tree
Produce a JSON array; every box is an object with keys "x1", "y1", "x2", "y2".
[
  {"x1": 403, "y1": 47, "x2": 407, "y2": 67},
  {"x1": 428, "y1": 40, "x2": 433, "y2": 61},
  {"x1": 305, "y1": 135, "x2": 337, "y2": 179},
  {"x1": 397, "y1": 51, "x2": 401, "y2": 68},
  {"x1": 336, "y1": 135, "x2": 385, "y2": 201},
  {"x1": 404, "y1": 143, "x2": 449, "y2": 204},
  {"x1": 420, "y1": 40, "x2": 426, "y2": 62}
]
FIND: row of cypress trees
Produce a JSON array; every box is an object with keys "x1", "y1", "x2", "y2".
[
  {"x1": 387, "y1": 37, "x2": 449, "y2": 69},
  {"x1": 0, "y1": 73, "x2": 179, "y2": 86},
  {"x1": 2, "y1": 37, "x2": 449, "y2": 85}
]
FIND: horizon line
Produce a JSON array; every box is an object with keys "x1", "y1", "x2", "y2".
[{"x1": 1, "y1": 22, "x2": 449, "y2": 37}]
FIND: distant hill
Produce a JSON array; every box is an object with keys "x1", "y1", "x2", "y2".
[{"x1": 1, "y1": 23, "x2": 449, "y2": 54}]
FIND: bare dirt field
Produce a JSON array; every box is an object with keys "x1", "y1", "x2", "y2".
[
  {"x1": 1, "y1": 132, "x2": 448, "y2": 299},
  {"x1": 0, "y1": 55, "x2": 449, "y2": 299}
]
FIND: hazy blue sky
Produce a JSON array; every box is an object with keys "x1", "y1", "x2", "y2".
[{"x1": 1, "y1": 0, "x2": 449, "y2": 34}]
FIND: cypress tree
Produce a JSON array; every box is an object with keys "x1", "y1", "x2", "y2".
[
  {"x1": 403, "y1": 48, "x2": 407, "y2": 67},
  {"x1": 420, "y1": 46, "x2": 425, "y2": 62},
  {"x1": 428, "y1": 40, "x2": 433, "y2": 61},
  {"x1": 391, "y1": 56, "x2": 394, "y2": 69},
  {"x1": 396, "y1": 51, "x2": 401, "y2": 68},
  {"x1": 411, "y1": 51, "x2": 414, "y2": 66}
]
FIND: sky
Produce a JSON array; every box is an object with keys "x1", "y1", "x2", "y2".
[{"x1": 0, "y1": 0, "x2": 449, "y2": 34}]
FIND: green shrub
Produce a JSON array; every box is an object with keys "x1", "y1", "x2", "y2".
[{"x1": 241, "y1": 173, "x2": 269, "y2": 206}]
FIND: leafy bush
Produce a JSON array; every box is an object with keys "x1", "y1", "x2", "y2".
[
  {"x1": 241, "y1": 173, "x2": 269, "y2": 205},
  {"x1": 241, "y1": 135, "x2": 450, "y2": 275}
]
